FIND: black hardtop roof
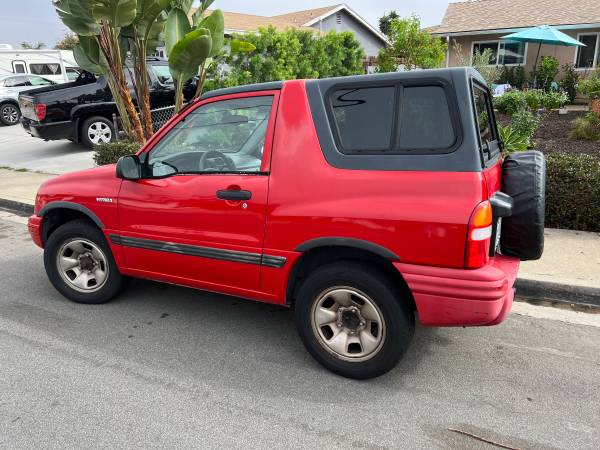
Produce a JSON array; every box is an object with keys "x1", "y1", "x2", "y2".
[{"x1": 200, "y1": 67, "x2": 487, "y2": 100}]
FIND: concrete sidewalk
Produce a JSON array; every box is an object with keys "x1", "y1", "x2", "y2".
[{"x1": 1, "y1": 168, "x2": 599, "y2": 306}]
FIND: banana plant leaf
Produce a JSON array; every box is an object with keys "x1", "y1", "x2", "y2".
[
  {"x1": 169, "y1": 0, "x2": 194, "y2": 13},
  {"x1": 165, "y1": 8, "x2": 191, "y2": 55},
  {"x1": 169, "y1": 27, "x2": 212, "y2": 81},
  {"x1": 73, "y1": 36, "x2": 104, "y2": 74},
  {"x1": 91, "y1": 0, "x2": 137, "y2": 27},
  {"x1": 198, "y1": 10, "x2": 224, "y2": 58},
  {"x1": 191, "y1": 0, "x2": 215, "y2": 26},
  {"x1": 230, "y1": 39, "x2": 256, "y2": 54},
  {"x1": 54, "y1": 0, "x2": 99, "y2": 36},
  {"x1": 135, "y1": 0, "x2": 170, "y2": 38}
]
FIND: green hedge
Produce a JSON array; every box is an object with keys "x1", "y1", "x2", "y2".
[
  {"x1": 546, "y1": 153, "x2": 600, "y2": 232},
  {"x1": 93, "y1": 141, "x2": 142, "y2": 166}
]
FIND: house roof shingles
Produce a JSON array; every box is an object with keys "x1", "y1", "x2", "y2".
[
  {"x1": 434, "y1": 0, "x2": 600, "y2": 34},
  {"x1": 272, "y1": 5, "x2": 343, "y2": 25},
  {"x1": 190, "y1": 10, "x2": 318, "y2": 33}
]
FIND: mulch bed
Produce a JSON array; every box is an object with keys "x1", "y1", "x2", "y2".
[{"x1": 497, "y1": 110, "x2": 600, "y2": 160}]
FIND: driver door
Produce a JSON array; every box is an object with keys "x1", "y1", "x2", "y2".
[{"x1": 116, "y1": 92, "x2": 279, "y2": 291}]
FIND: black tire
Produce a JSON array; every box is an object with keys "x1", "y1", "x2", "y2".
[
  {"x1": 80, "y1": 116, "x2": 115, "y2": 148},
  {"x1": 501, "y1": 150, "x2": 546, "y2": 261},
  {"x1": 0, "y1": 103, "x2": 21, "y2": 126},
  {"x1": 44, "y1": 220, "x2": 126, "y2": 304},
  {"x1": 294, "y1": 261, "x2": 414, "y2": 379}
]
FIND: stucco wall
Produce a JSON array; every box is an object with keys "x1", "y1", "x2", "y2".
[
  {"x1": 310, "y1": 11, "x2": 385, "y2": 57},
  {"x1": 443, "y1": 28, "x2": 600, "y2": 79}
]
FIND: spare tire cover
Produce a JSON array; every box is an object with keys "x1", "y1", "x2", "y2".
[{"x1": 500, "y1": 150, "x2": 545, "y2": 261}]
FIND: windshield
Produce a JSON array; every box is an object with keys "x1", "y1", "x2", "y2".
[{"x1": 151, "y1": 65, "x2": 173, "y2": 85}]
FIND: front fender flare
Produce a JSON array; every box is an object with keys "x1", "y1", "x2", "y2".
[{"x1": 39, "y1": 201, "x2": 104, "y2": 229}]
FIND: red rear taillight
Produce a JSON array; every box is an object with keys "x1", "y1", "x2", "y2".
[
  {"x1": 34, "y1": 103, "x2": 46, "y2": 121},
  {"x1": 464, "y1": 200, "x2": 493, "y2": 269}
]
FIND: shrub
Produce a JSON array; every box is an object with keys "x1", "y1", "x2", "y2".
[
  {"x1": 569, "y1": 112, "x2": 600, "y2": 140},
  {"x1": 494, "y1": 90, "x2": 525, "y2": 115},
  {"x1": 561, "y1": 63, "x2": 579, "y2": 103},
  {"x1": 578, "y1": 75, "x2": 600, "y2": 100},
  {"x1": 535, "y1": 55, "x2": 559, "y2": 91},
  {"x1": 523, "y1": 89, "x2": 546, "y2": 110},
  {"x1": 511, "y1": 110, "x2": 539, "y2": 140},
  {"x1": 542, "y1": 90, "x2": 569, "y2": 109},
  {"x1": 498, "y1": 125, "x2": 529, "y2": 153},
  {"x1": 93, "y1": 140, "x2": 142, "y2": 166},
  {"x1": 545, "y1": 153, "x2": 600, "y2": 232},
  {"x1": 497, "y1": 65, "x2": 527, "y2": 89}
]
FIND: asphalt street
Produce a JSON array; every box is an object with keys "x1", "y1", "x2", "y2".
[
  {"x1": 0, "y1": 123, "x2": 93, "y2": 174},
  {"x1": 0, "y1": 212, "x2": 599, "y2": 449}
]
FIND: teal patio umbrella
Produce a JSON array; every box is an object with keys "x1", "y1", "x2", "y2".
[{"x1": 501, "y1": 25, "x2": 585, "y2": 86}]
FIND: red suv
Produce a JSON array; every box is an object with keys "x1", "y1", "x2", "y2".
[{"x1": 28, "y1": 68, "x2": 545, "y2": 379}]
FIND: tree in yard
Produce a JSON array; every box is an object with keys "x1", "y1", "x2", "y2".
[
  {"x1": 206, "y1": 27, "x2": 365, "y2": 90},
  {"x1": 378, "y1": 10, "x2": 399, "y2": 37},
  {"x1": 21, "y1": 41, "x2": 46, "y2": 49},
  {"x1": 54, "y1": 32, "x2": 79, "y2": 50},
  {"x1": 376, "y1": 15, "x2": 447, "y2": 72}
]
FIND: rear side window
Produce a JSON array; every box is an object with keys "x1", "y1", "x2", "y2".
[
  {"x1": 397, "y1": 86, "x2": 455, "y2": 150},
  {"x1": 331, "y1": 87, "x2": 395, "y2": 152},
  {"x1": 473, "y1": 85, "x2": 494, "y2": 143},
  {"x1": 329, "y1": 84, "x2": 457, "y2": 154}
]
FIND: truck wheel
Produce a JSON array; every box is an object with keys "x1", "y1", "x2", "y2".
[
  {"x1": 43, "y1": 220, "x2": 126, "y2": 304},
  {"x1": 0, "y1": 103, "x2": 20, "y2": 126},
  {"x1": 81, "y1": 116, "x2": 114, "y2": 148},
  {"x1": 501, "y1": 150, "x2": 546, "y2": 261},
  {"x1": 294, "y1": 262, "x2": 414, "y2": 379}
]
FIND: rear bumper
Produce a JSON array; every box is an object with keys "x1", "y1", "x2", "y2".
[
  {"x1": 21, "y1": 118, "x2": 74, "y2": 141},
  {"x1": 28, "y1": 215, "x2": 44, "y2": 248},
  {"x1": 394, "y1": 255, "x2": 520, "y2": 327}
]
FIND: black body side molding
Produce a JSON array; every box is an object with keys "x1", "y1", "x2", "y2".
[
  {"x1": 39, "y1": 201, "x2": 105, "y2": 229},
  {"x1": 295, "y1": 237, "x2": 400, "y2": 261}
]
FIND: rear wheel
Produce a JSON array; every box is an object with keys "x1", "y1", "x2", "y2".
[
  {"x1": 0, "y1": 103, "x2": 20, "y2": 126},
  {"x1": 81, "y1": 116, "x2": 114, "y2": 148},
  {"x1": 294, "y1": 262, "x2": 414, "y2": 379},
  {"x1": 44, "y1": 220, "x2": 126, "y2": 304}
]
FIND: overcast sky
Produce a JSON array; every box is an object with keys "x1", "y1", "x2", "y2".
[{"x1": 0, "y1": 0, "x2": 451, "y2": 49}]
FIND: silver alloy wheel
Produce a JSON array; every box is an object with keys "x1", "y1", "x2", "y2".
[
  {"x1": 2, "y1": 104, "x2": 19, "y2": 124},
  {"x1": 310, "y1": 286, "x2": 386, "y2": 362},
  {"x1": 87, "y1": 121, "x2": 112, "y2": 144},
  {"x1": 56, "y1": 238, "x2": 109, "y2": 293}
]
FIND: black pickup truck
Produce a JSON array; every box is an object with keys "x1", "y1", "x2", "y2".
[{"x1": 19, "y1": 58, "x2": 193, "y2": 148}]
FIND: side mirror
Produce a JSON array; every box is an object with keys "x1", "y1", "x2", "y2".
[{"x1": 116, "y1": 155, "x2": 142, "y2": 180}]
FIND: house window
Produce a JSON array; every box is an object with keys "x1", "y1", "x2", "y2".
[
  {"x1": 472, "y1": 40, "x2": 526, "y2": 65},
  {"x1": 575, "y1": 33, "x2": 600, "y2": 69}
]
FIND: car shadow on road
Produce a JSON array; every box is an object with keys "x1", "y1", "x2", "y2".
[{"x1": 2, "y1": 255, "x2": 449, "y2": 402}]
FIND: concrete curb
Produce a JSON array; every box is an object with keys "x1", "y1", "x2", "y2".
[
  {"x1": 0, "y1": 197, "x2": 34, "y2": 216},
  {"x1": 516, "y1": 278, "x2": 600, "y2": 308}
]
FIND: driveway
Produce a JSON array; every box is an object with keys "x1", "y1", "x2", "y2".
[
  {"x1": 1, "y1": 212, "x2": 599, "y2": 449},
  {"x1": 0, "y1": 123, "x2": 94, "y2": 174}
]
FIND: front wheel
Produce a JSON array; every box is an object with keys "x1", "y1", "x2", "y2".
[
  {"x1": 0, "y1": 103, "x2": 20, "y2": 126},
  {"x1": 294, "y1": 262, "x2": 414, "y2": 379},
  {"x1": 44, "y1": 220, "x2": 126, "y2": 304}
]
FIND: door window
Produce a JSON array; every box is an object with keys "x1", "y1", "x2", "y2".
[
  {"x1": 148, "y1": 96, "x2": 274, "y2": 177},
  {"x1": 12, "y1": 62, "x2": 26, "y2": 73}
]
